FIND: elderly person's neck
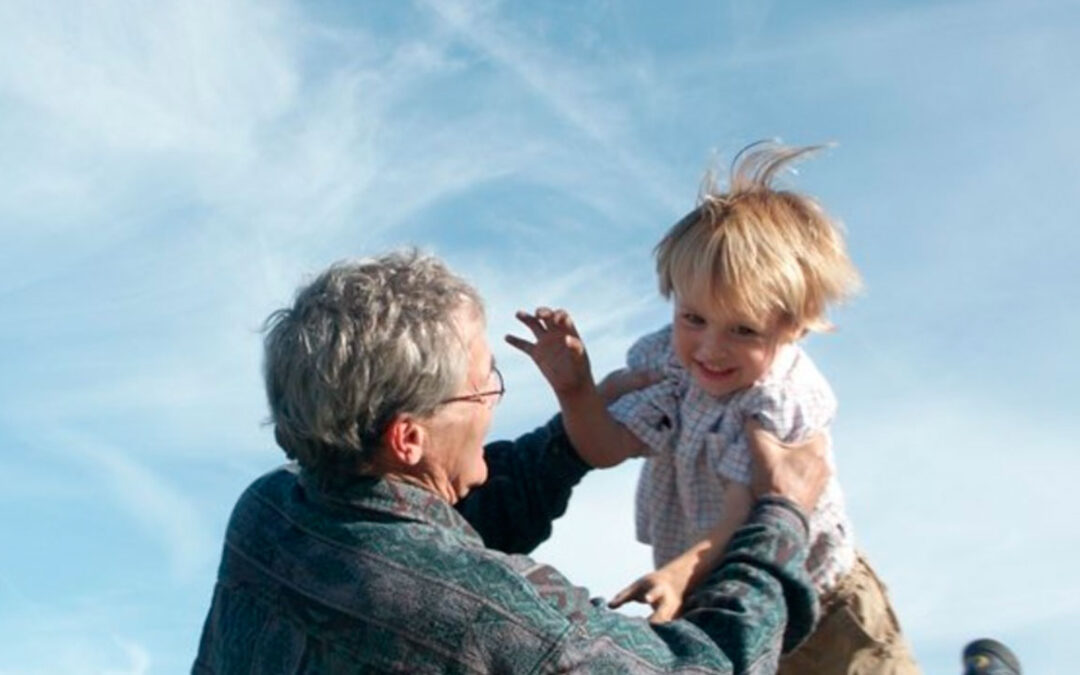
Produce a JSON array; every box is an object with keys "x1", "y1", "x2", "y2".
[
  {"x1": 379, "y1": 465, "x2": 461, "y2": 504},
  {"x1": 297, "y1": 446, "x2": 463, "y2": 505}
]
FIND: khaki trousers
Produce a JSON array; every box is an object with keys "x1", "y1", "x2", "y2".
[{"x1": 777, "y1": 553, "x2": 921, "y2": 675}]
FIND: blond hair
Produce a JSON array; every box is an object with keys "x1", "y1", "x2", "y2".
[{"x1": 655, "y1": 141, "x2": 861, "y2": 334}]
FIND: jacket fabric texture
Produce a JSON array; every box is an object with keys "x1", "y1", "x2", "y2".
[{"x1": 193, "y1": 416, "x2": 817, "y2": 674}]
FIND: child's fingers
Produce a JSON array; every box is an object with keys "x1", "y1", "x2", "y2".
[
  {"x1": 551, "y1": 309, "x2": 581, "y2": 337},
  {"x1": 562, "y1": 334, "x2": 586, "y2": 357},
  {"x1": 514, "y1": 310, "x2": 547, "y2": 338},
  {"x1": 535, "y1": 306, "x2": 580, "y2": 336},
  {"x1": 550, "y1": 309, "x2": 567, "y2": 330},
  {"x1": 523, "y1": 307, "x2": 580, "y2": 338},
  {"x1": 504, "y1": 334, "x2": 535, "y2": 356},
  {"x1": 540, "y1": 306, "x2": 583, "y2": 334},
  {"x1": 533, "y1": 306, "x2": 555, "y2": 330}
]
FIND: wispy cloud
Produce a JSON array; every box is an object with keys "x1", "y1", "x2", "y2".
[
  {"x1": 420, "y1": 0, "x2": 688, "y2": 214},
  {"x1": 1, "y1": 0, "x2": 1077, "y2": 671},
  {"x1": 41, "y1": 430, "x2": 217, "y2": 579},
  {"x1": 103, "y1": 637, "x2": 151, "y2": 675},
  {"x1": 0, "y1": 584, "x2": 160, "y2": 675},
  {"x1": 0, "y1": 638, "x2": 151, "y2": 675},
  {"x1": 0, "y1": 0, "x2": 298, "y2": 155}
]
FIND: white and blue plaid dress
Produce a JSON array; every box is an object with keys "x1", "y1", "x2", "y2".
[{"x1": 609, "y1": 326, "x2": 856, "y2": 594}]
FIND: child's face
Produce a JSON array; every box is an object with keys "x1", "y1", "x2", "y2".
[{"x1": 671, "y1": 287, "x2": 789, "y2": 399}]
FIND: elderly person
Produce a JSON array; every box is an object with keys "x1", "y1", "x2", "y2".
[{"x1": 194, "y1": 250, "x2": 828, "y2": 673}]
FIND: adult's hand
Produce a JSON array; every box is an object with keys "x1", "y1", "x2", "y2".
[{"x1": 746, "y1": 421, "x2": 830, "y2": 514}]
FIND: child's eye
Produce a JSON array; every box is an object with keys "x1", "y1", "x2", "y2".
[
  {"x1": 731, "y1": 325, "x2": 759, "y2": 337},
  {"x1": 680, "y1": 312, "x2": 705, "y2": 327}
]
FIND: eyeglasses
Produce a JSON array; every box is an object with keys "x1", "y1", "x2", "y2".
[{"x1": 438, "y1": 365, "x2": 505, "y2": 409}]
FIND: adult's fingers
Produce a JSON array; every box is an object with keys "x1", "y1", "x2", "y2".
[
  {"x1": 647, "y1": 597, "x2": 679, "y2": 624},
  {"x1": 608, "y1": 579, "x2": 646, "y2": 609}
]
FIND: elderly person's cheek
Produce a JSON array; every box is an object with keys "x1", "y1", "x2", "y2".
[
  {"x1": 435, "y1": 403, "x2": 494, "y2": 500},
  {"x1": 460, "y1": 408, "x2": 492, "y2": 494}
]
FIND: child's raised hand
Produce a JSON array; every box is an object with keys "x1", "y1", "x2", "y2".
[
  {"x1": 607, "y1": 570, "x2": 686, "y2": 624},
  {"x1": 506, "y1": 307, "x2": 594, "y2": 397}
]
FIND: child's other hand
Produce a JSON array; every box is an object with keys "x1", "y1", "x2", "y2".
[
  {"x1": 607, "y1": 570, "x2": 686, "y2": 624},
  {"x1": 595, "y1": 367, "x2": 662, "y2": 405},
  {"x1": 506, "y1": 307, "x2": 594, "y2": 397}
]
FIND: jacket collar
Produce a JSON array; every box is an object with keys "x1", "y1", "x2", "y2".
[{"x1": 295, "y1": 467, "x2": 484, "y2": 545}]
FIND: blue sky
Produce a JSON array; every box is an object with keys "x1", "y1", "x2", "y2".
[{"x1": 1, "y1": 0, "x2": 1078, "y2": 672}]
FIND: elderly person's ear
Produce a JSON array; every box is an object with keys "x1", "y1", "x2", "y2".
[{"x1": 383, "y1": 415, "x2": 427, "y2": 466}]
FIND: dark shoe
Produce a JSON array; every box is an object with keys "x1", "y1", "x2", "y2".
[{"x1": 963, "y1": 638, "x2": 1021, "y2": 674}]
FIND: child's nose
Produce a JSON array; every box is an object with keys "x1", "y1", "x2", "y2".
[{"x1": 694, "y1": 335, "x2": 727, "y2": 361}]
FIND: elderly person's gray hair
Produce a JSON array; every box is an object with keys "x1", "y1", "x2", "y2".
[{"x1": 263, "y1": 249, "x2": 484, "y2": 480}]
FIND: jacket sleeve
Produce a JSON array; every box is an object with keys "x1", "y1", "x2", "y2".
[
  {"x1": 532, "y1": 499, "x2": 818, "y2": 674},
  {"x1": 679, "y1": 498, "x2": 819, "y2": 665},
  {"x1": 456, "y1": 415, "x2": 591, "y2": 554}
]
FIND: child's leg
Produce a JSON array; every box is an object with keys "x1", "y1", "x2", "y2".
[{"x1": 777, "y1": 552, "x2": 920, "y2": 675}]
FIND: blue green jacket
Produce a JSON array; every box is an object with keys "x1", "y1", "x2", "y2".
[{"x1": 193, "y1": 416, "x2": 817, "y2": 673}]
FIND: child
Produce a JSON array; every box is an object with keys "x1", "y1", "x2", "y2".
[{"x1": 507, "y1": 142, "x2": 919, "y2": 674}]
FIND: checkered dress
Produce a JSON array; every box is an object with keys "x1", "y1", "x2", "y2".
[{"x1": 608, "y1": 326, "x2": 856, "y2": 594}]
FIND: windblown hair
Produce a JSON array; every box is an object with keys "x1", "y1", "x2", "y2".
[
  {"x1": 655, "y1": 141, "x2": 861, "y2": 334},
  {"x1": 262, "y1": 249, "x2": 484, "y2": 480}
]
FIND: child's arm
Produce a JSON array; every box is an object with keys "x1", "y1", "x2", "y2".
[
  {"x1": 609, "y1": 480, "x2": 753, "y2": 623},
  {"x1": 506, "y1": 307, "x2": 645, "y2": 468}
]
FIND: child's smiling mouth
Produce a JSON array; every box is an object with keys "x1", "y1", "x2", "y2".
[{"x1": 696, "y1": 362, "x2": 737, "y2": 379}]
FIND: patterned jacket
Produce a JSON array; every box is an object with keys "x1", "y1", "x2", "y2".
[{"x1": 193, "y1": 416, "x2": 817, "y2": 674}]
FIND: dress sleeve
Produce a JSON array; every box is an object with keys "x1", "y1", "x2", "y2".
[
  {"x1": 456, "y1": 415, "x2": 591, "y2": 554},
  {"x1": 714, "y1": 368, "x2": 837, "y2": 485},
  {"x1": 608, "y1": 327, "x2": 683, "y2": 455},
  {"x1": 532, "y1": 499, "x2": 817, "y2": 673}
]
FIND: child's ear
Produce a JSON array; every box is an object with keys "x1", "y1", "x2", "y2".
[{"x1": 778, "y1": 314, "x2": 806, "y2": 341}]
